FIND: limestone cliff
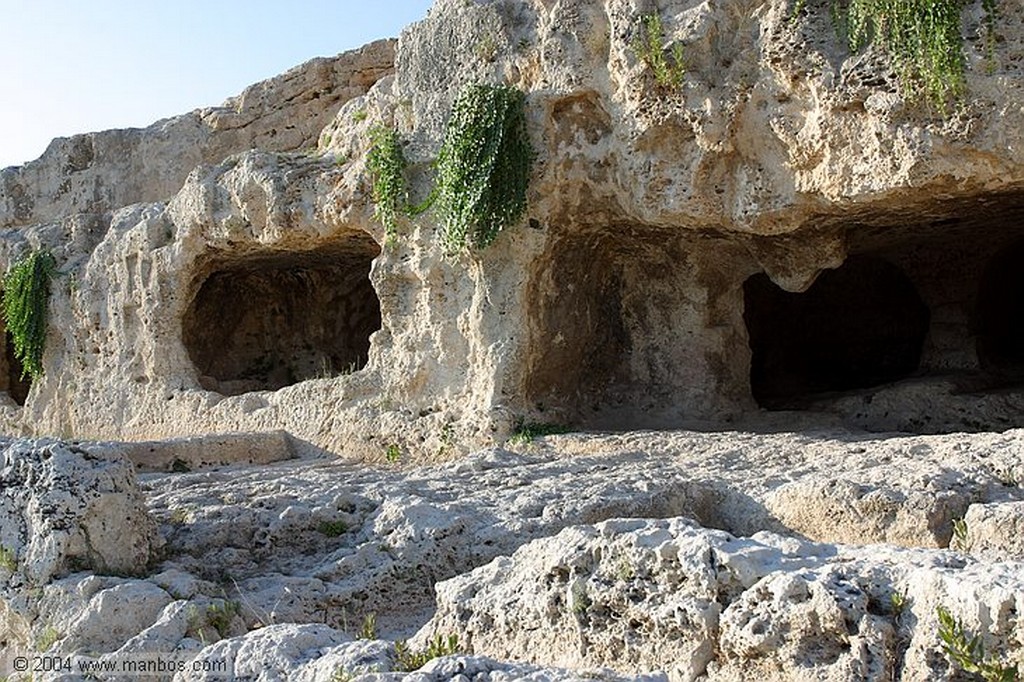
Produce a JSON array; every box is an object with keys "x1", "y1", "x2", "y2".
[
  {"x1": 0, "y1": 0, "x2": 1021, "y2": 458},
  {"x1": 2, "y1": 3, "x2": 1024, "y2": 679}
]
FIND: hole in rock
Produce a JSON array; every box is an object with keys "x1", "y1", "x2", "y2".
[
  {"x1": 976, "y1": 239, "x2": 1024, "y2": 381},
  {"x1": 0, "y1": 316, "x2": 30, "y2": 405},
  {"x1": 183, "y1": 237, "x2": 382, "y2": 396},
  {"x1": 744, "y1": 191, "x2": 1024, "y2": 431},
  {"x1": 744, "y1": 256, "x2": 930, "y2": 408},
  {"x1": 523, "y1": 231, "x2": 630, "y2": 425},
  {"x1": 522, "y1": 228, "x2": 737, "y2": 430}
]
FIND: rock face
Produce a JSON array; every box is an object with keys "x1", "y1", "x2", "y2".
[
  {"x1": 0, "y1": 40, "x2": 395, "y2": 229},
  {"x1": 0, "y1": 439, "x2": 158, "y2": 584},
  {"x1": 0, "y1": 0, "x2": 1018, "y2": 455},
  {"x1": 0, "y1": 431, "x2": 1022, "y2": 681},
  {"x1": 2, "y1": 2, "x2": 1024, "y2": 678},
  {"x1": 423, "y1": 518, "x2": 1024, "y2": 682}
]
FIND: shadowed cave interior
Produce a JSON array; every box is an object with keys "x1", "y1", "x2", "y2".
[
  {"x1": 521, "y1": 192, "x2": 1024, "y2": 433},
  {"x1": 976, "y1": 238, "x2": 1024, "y2": 380},
  {"x1": 0, "y1": 321, "x2": 30, "y2": 406},
  {"x1": 183, "y1": 237, "x2": 382, "y2": 396},
  {"x1": 744, "y1": 256, "x2": 931, "y2": 408},
  {"x1": 744, "y1": 192, "x2": 1024, "y2": 429}
]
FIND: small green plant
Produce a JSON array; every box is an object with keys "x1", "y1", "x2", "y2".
[
  {"x1": 570, "y1": 581, "x2": 592, "y2": 615},
  {"x1": 385, "y1": 444, "x2": 402, "y2": 463},
  {"x1": 358, "y1": 612, "x2": 377, "y2": 640},
  {"x1": 36, "y1": 625, "x2": 60, "y2": 652},
  {"x1": 394, "y1": 633, "x2": 460, "y2": 672},
  {"x1": 352, "y1": 109, "x2": 368, "y2": 123},
  {"x1": 615, "y1": 560, "x2": 636, "y2": 582},
  {"x1": 937, "y1": 605, "x2": 1019, "y2": 681},
  {"x1": 890, "y1": 589, "x2": 908, "y2": 618},
  {"x1": 951, "y1": 517, "x2": 969, "y2": 550},
  {"x1": 508, "y1": 420, "x2": 570, "y2": 446},
  {"x1": 793, "y1": 0, "x2": 999, "y2": 109},
  {"x1": 169, "y1": 508, "x2": 190, "y2": 525},
  {"x1": 434, "y1": 84, "x2": 533, "y2": 253},
  {"x1": 439, "y1": 422, "x2": 456, "y2": 454},
  {"x1": 0, "y1": 545, "x2": 16, "y2": 572},
  {"x1": 205, "y1": 601, "x2": 240, "y2": 638},
  {"x1": 317, "y1": 519, "x2": 348, "y2": 537},
  {"x1": 475, "y1": 34, "x2": 499, "y2": 61},
  {"x1": 632, "y1": 13, "x2": 686, "y2": 90},
  {"x1": 2, "y1": 250, "x2": 57, "y2": 380},
  {"x1": 367, "y1": 125, "x2": 409, "y2": 241}
]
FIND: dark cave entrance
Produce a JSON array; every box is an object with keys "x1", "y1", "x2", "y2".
[
  {"x1": 0, "y1": 318, "x2": 30, "y2": 406},
  {"x1": 743, "y1": 190, "x2": 1024, "y2": 431},
  {"x1": 976, "y1": 239, "x2": 1024, "y2": 381},
  {"x1": 183, "y1": 237, "x2": 382, "y2": 396},
  {"x1": 744, "y1": 256, "x2": 930, "y2": 408}
]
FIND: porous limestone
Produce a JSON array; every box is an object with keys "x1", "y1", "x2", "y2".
[
  {"x1": 3, "y1": 430, "x2": 1023, "y2": 681},
  {"x1": 963, "y1": 500, "x2": 1024, "y2": 559},
  {"x1": 1, "y1": 0, "x2": 1024, "y2": 679},
  {"x1": 0, "y1": 40, "x2": 395, "y2": 228},
  {"x1": 0, "y1": 439, "x2": 158, "y2": 584},
  {"x1": 0, "y1": 0, "x2": 1019, "y2": 455},
  {"x1": 423, "y1": 519, "x2": 1024, "y2": 681}
]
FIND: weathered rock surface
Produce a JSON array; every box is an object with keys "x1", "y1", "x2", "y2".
[
  {"x1": 0, "y1": 439, "x2": 158, "y2": 584},
  {"x1": 423, "y1": 518, "x2": 1024, "y2": 681},
  {"x1": 0, "y1": 0, "x2": 1020, "y2": 454},
  {"x1": 0, "y1": 40, "x2": 395, "y2": 228},
  {"x1": 84, "y1": 430, "x2": 298, "y2": 473},
  {"x1": 1, "y1": 430, "x2": 1023, "y2": 680},
  {"x1": 963, "y1": 500, "x2": 1024, "y2": 559}
]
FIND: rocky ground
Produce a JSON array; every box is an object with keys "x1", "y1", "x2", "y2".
[
  {"x1": 0, "y1": 0, "x2": 1022, "y2": 679},
  {"x1": 1, "y1": 425, "x2": 1022, "y2": 681}
]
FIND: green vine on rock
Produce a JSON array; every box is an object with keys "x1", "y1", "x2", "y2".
[
  {"x1": 2, "y1": 250, "x2": 56, "y2": 380},
  {"x1": 367, "y1": 125, "x2": 409, "y2": 242},
  {"x1": 435, "y1": 84, "x2": 533, "y2": 253},
  {"x1": 794, "y1": 0, "x2": 998, "y2": 109}
]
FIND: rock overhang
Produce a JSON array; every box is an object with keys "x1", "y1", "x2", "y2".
[{"x1": 0, "y1": 0, "x2": 1019, "y2": 454}]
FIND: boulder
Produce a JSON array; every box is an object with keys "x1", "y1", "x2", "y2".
[{"x1": 0, "y1": 438, "x2": 159, "y2": 584}]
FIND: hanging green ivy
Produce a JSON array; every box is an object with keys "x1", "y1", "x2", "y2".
[
  {"x1": 2, "y1": 250, "x2": 57, "y2": 380},
  {"x1": 434, "y1": 84, "x2": 533, "y2": 253},
  {"x1": 367, "y1": 125, "x2": 409, "y2": 242},
  {"x1": 794, "y1": 0, "x2": 998, "y2": 108}
]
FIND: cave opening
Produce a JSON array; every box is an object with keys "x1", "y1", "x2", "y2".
[
  {"x1": 0, "y1": 321, "x2": 30, "y2": 406},
  {"x1": 183, "y1": 236, "x2": 382, "y2": 396},
  {"x1": 976, "y1": 239, "x2": 1024, "y2": 381},
  {"x1": 521, "y1": 226, "x2": 748, "y2": 430},
  {"x1": 744, "y1": 255, "x2": 931, "y2": 408},
  {"x1": 742, "y1": 191, "x2": 1024, "y2": 431}
]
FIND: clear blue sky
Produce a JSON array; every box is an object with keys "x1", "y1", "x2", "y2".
[{"x1": 0, "y1": 1, "x2": 434, "y2": 168}]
